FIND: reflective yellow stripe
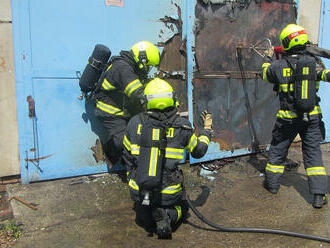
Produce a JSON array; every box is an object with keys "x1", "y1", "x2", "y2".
[
  {"x1": 266, "y1": 163, "x2": 285, "y2": 174},
  {"x1": 279, "y1": 84, "x2": 294, "y2": 92},
  {"x1": 148, "y1": 129, "x2": 160, "y2": 177},
  {"x1": 123, "y1": 135, "x2": 131, "y2": 151},
  {"x1": 137, "y1": 124, "x2": 142, "y2": 135},
  {"x1": 186, "y1": 134, "x2": 198, "y2": 153},
  {"x1": 124, "y1": 79, "x2": 143, "y2": 97},
  {"x1": 301, "y1": 67, "x2": 309, "y2": 99},
  {"x1": 283, "y1": 68, "x2": 293, "y2": 77},
  {"x1": 165, "y1": 147, "x2": 184, "y2": 159},
  {"x1": 152, "y1": 129, "x2": 160, "y2": 141},
  {"x1": 276, "y1": 106, "x2": 321, "y2": 119},
  {"x1": 316, "y1": 81, "x2": 320, "y2": 90},
  {"x1": 262, "y1": 62, "x2": 271, "y2": 81},
  {"x1": 131, "y1": 144, "x2": 140, "y2": 155},
  {"x1": 309, "y1": 106, "x2": 322, "y2": 115},
  {"x1": 306, "y1": 167, "x2": 327, "y2": 176},
  {"x1": 279, "y1": 84, "x2": 288, "y2": 92},
  {"x1": 161, "y1": 183, "x2": 182, "y2": 194},
  {"x1": 174, "y1": 205, "x2": 182, "y2": 223},
  {"x1": 276, "y1": 110, "x2": 298, "y2": 118},
  {"x1": 302, "y1": 80, "x2": 308, "y2": 99},
  {"x1": 96, "y1": 100, "x2": 127, "y2": 116},
  {"x1": 166, "y1": 128, "x2": 174, "y2": 138},
  {"x1": 198, "y1": 135, "x2": 210, "y2": 145},
  {"x1": 303, "y1": 67, "x2": 309, "y2": 75},
  {"x1": 102, "y1": 78, "x2": 116, "y2": 91},
  {"x1": 129, "y1": 179, "x2": 139, "y2": 191},
  {"x1": 106, "y1": 64, "x2": 113, "y2": 71},
  {"x1": 322, "y1": 70, "x2": 330, "y2": 81},
  {"x1": 100, "y1": 64, "x2": 116, "y2": 90},
  {"x1": 290, "y1": 84, "x2": 294, "y2": 91},
  {"x1": 148, "y1": 147, "x2": 159, "y2": 176}
]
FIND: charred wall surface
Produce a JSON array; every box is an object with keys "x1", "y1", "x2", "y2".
[
  {"x1": 193, "y1": 0, "x2": 296, "y2": 151},
  {"x1": 157, "y1": 3, "x2": 188, "y2": 113}
]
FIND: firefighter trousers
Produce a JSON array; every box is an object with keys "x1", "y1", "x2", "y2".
[
  {"x1": 265, "y1": 115, "x2": 327, "y2": 194},
  {"x1": 94, "y1": 108, "x2": 128, "y2": 164}
]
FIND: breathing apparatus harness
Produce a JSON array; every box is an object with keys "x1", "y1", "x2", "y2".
[
  {"x1": 282, "y1": 52, "x2": 318, "y2": 122},
  {"x1": 136, "y1": 110, "x2": 178, "y2": 206}
]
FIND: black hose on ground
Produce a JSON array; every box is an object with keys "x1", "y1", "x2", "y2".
[{"x1": 186, "y1": 194, "x2": 330, "y2": 243}]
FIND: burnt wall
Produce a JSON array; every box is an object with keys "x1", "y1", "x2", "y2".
[{"x1": 193, "y1": 0, "x2": 296, "y2": 151}]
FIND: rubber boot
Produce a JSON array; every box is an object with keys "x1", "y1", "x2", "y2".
[
  {"x1": 152, "y1": 208, "x2": 172, "y2": 239},
  {"x1": 263, "y1": 181, "x2": 279, "y2": 194},
  {"x1": 313, "y1": 194, "x2": 328, "y2": 209}
]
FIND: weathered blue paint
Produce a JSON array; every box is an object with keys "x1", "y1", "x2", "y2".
[
  {"x1": 11, "y1": 0, "x2": 182, "y2": 183},
  {"x1": 319, "y1": 0, "x2": 330, "y2": 142},
  {"x1": 12, "y1": 0, "x2": 328, "y2": 181}
]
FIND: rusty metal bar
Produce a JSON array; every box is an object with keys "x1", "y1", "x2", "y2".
[{"x1": 194, "y1": 71, "x2": 260, "y2": 79}]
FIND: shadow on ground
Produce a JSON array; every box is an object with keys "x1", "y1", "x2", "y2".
[{"x1": 4, "y1": 143, "x2": 330, "y2": 248}]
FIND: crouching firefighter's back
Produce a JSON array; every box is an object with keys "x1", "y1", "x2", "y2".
[{"x1": 122, "y1": 78, "x2": 213, "y2": 239}]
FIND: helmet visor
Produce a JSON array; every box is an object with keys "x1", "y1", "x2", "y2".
[{"x1": 146, "y1": 92, "x2": 173, "y2": 101}]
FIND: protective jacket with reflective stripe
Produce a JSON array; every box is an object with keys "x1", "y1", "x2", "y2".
[
  {"x1": 261, "y1": 53, "x2": 330, "y2": 119},
  {"x1": 94, "y1": 51, "x2": 146, "y2": 118},
  {"x1": 122, "y1": 108, "x2": 211, "y2": 205}
]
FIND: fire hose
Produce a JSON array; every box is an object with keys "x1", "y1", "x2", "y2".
[{"x1": 185, "y1": 192, "x2": 330, "y2": 243}]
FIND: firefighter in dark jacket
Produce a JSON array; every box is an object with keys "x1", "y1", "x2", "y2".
[
  {"x1": 122, "y1": 78, "x2": 212, "y2": 238},
  {"x1": 94, "y1": 41, "x2": 160, "y2": 165},
  {"x1": 261, "y1": 24, "x2": 330, "y2": 208}
]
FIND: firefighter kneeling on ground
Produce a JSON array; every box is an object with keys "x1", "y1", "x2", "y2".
[
  {"x1": 122, "y1": 78, "x2": 212, "y2": 238},
  {"x1": 261, "y1": 23, "x2": 330, "y2": 208}
]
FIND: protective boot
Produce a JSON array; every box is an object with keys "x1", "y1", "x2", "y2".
[
  {"x1": 263, "y1": 180, "x2": 279, "y2": 194},
  {"x1": 313, "y1": 194, "x2": 328, "y2": 209},
  {"x1": 152, "y1": 208, "x2": 172, "y2": 239}
]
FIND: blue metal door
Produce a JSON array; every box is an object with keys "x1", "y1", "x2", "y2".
[{"x1": 11, "y1": 0, "x2": 183, "y2": 183}]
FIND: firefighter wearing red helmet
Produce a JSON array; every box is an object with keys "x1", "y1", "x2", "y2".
[{"x1": 261, "y1": 24, "x2": 330, "y2": 208}]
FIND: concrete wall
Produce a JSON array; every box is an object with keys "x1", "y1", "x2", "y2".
[
  {"x1": 298, "y1": 0, "x2": 322, "y2": 44},
  {"x1": 0, "y1": 0, "x2": 20, "y2": 177}
]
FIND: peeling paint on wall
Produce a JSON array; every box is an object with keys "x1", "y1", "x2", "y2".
[
  {"x1": 158, "y1": 2, "x2": 188, "y2": 113},
  {"x1": 193, "y1": 0, "x2": 296, "y2": 152}
]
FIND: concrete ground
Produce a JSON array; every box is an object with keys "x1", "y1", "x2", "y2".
[{"x1": 5, "y1": 143, "x2": 330, "y2": 248}]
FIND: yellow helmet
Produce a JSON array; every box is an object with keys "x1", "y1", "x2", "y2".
[
  {"x1": 279, "y1": 24, "x2": 308, "y2": 51},
  {"x1": 131, "y1": 41, "x2": 160, "y2": 69},
  {"x1": 144, "y1": 78, "x2": 175, "y2": 110}
]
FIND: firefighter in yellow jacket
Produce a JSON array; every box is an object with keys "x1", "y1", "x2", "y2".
[
  {"x1": 261, "y1": 24, "x2": 330, "y2": 208},
  {"x1": 122, "y1": 78, "x2": 212, "y2": 238}
]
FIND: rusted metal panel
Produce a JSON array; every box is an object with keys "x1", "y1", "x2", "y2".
[
  {"x1": 158, "y1": 3, "x2": 188, "y2": 113},
  {"x1": 191, "y1": 0, "x2": 297, "y2": 162}
]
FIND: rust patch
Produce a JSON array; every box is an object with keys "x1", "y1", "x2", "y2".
[
  {"x1": 25, "y1": 153, "x2": 54, "y2": 162},
  {"x1": 193, "y1": 0, "x2": 296, "y2": 151},
  {"x1": 0, "y1": 56, "x2": 6, "y2": 72},
  {"x1": 26, "y1": 96, "x2": 36, "y2": 118},
  {"x1": 157, "y1": 3, "x2": 187, "y2": 112}
]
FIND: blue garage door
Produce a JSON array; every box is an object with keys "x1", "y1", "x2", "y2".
[{"x1": 11, "y1": 0, "x2": 183, "y2": 183}]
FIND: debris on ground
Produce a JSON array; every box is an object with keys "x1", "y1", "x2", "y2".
[
  {"x1": 0, "y1": 220, "x2": 22, "y2": 248},
  {"x1": 8, "y1": 196, "x2": 38, "y2": 211}
]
